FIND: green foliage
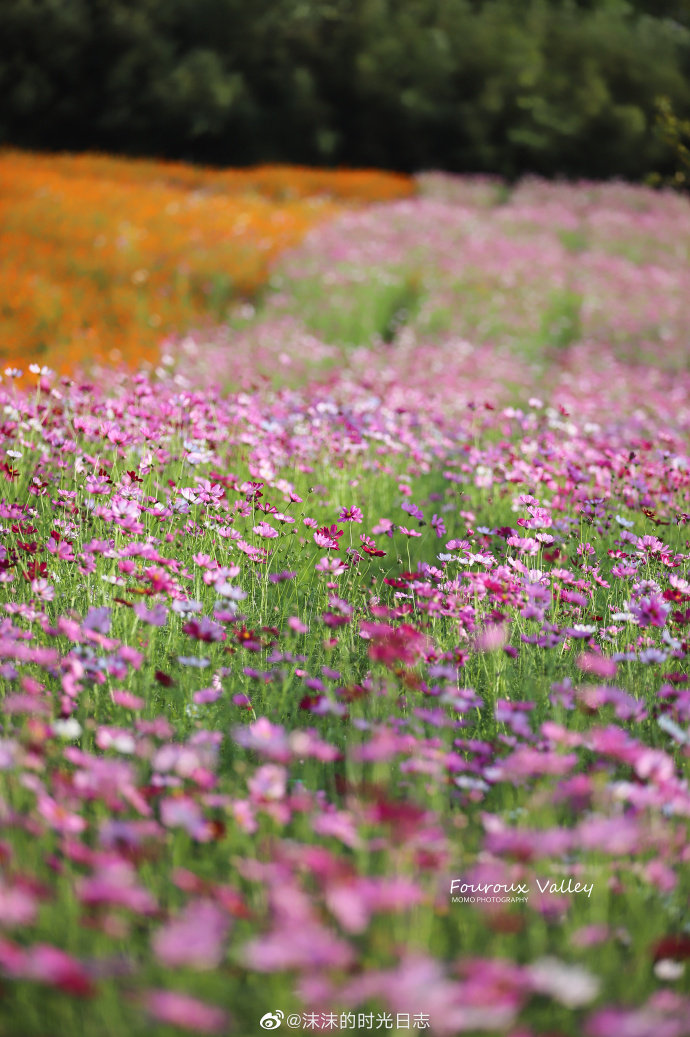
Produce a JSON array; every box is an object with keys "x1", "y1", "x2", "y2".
[
  {"x1": 539, "y1": 288, "x2": 583, "y2": 350},
  {"x1": 288, "y1": 270, "x2": 423, "y2": 347},
  {"x1": 1, "y1": 0, "x2": 690, "y2": 177},
  {"x1": 648, "y1": 95, "x2": 690, "y2": 192},
  {"x1": 557, "y1": 228, "x2": 589, "y2": 253}
]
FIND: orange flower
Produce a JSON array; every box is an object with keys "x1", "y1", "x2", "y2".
[{"x1": 0, "y1": 150, "x2": 414, "y2": 377}]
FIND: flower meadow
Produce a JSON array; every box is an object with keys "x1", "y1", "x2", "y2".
[
  {"x1": 0, "y1": 150, "x2": 413, "y2": 378},
  {"x1": 2, "y1": 168, "x2": 690, "y2": 1037}
]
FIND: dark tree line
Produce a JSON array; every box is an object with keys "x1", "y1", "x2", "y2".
[{"x1": 1, "y1": 0, "x2": 689, "y2": 178}]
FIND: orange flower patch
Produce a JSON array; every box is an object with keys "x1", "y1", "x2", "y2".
[{"x1": 0, "y1": 150, "x2": 414, "y2": 376}]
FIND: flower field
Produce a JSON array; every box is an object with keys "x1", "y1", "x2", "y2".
[
  {"x1": 2, "y1": 163, "x2": 690, "y2": 1036},
  {"x1": 0, "y1": 151, "x2": 413, "y2": 377}
]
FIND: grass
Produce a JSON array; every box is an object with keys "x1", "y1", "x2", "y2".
[{"x1": 282, "y1": 269, "x2": 424, "y2": 347}]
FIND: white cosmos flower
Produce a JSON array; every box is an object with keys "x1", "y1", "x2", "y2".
[
  {"x1": 654, "y1": 959, "x2": 684, "y2": 981},
  {"x1": 529, "y1": 957, "x2": 600, "y2": 1008},
  {"x1": 52, "y1": 719, "x2": 83, "y2": 740}
]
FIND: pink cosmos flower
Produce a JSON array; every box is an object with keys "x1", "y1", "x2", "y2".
[
  {"x1": 494, "y1": 748, "x2": 578, "y2": 782},
  {"x1": 314, "y1": 524, "x2": 344, "y2": 549},
  {"x1": 159, "y1": 797, "x2": 213, "y2": 841},
  {"x1": 401, "y1": 500, "x2": 424, "y2": 521},
  {"x1": 288, "y1": 616, "x2": 308, "y2": 634},
  {"x1": 325, "y1": 876, "x2": 424, "y2": 933},
  {"x1": 111, "y1": 690, "x2": 145, "y2": 710},
  {"x1": 311, "y1": 810, "x2": 362, "y2": 848},
  {"x1": 577, "y1": 652, "x2": 617, "y2": 679},
  {"x1": 37, "y1": 796, "x2": 86, "y2": 835},
  {"x1": 0, "y1": 880, "x2": 37, "y2": 926},
  {"x1": 244, "y1": 920, "x2": 354, "y2": 972},
  {"x1": 133, "y1": 602, "x2": 168, "y2": 626},
  {"x1": 475, "y1": 624, "x2": 509, "y2": 653},
  {"x1": 631, "y1": 595, "x2": 670, "y2": 628},
  {"x1": 234, "y1": 717, "x2": 288, "y2": 757},
  {"x1": 571, "y1": 924, "x2": 611, "y2": 948},
  {"x1": 586, "y1": 998, "x2": 690, "y2": 1037},
  {"x1": 253, "y1": 521, "x2": 279, "y2": 538},
  {"x1": 82, "y1": 606, "x2": 111, "y2": 635},
  {"x1": 315, "y1": 556, "x2": 349, "y2": 575},
  {"x1": 248, "y1": 764, "x2": 287, "y2": 801},
  {"x1": 194, "y1": 479, "x2": 225, "y2": 506},
  {"x1": 338, "y1": 505, "x2": 363, "y2": 523},
  {"x1": 361, "y1": 621, "x2": 430, "y2": 667},
  {"x1": 78, "y1": 861, "x2": 157, "y2": 914},
  {"x1": 193, "y1": 685, "x2": 223, "y2": 705},
  {"x1": 144, "y1": 990, "x2": 228, "y2": 1033},
  {"x1": 30, "y1": 578, "x2": 54, "y2": 601},
  {"x1": 431, "y1": 514, "x2": 446, "y2": 537},
  {"x1": 182, "y1": 616, "x2": 225, "y2": 642},
  {"x1": 152, "y1": 899, "x2": 230, "y2": 970},
  {"x1": 20, "y1": 944, "x2": 93, "y2": 997},
  {"x1": 634, "y1": 747, "x2": 675, "y2": 785}
]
